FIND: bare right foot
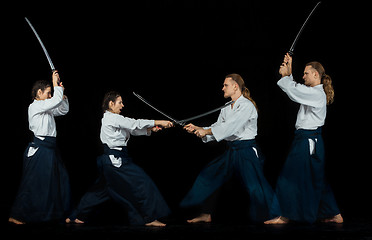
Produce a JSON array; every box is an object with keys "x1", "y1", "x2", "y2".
[
  {"x1": 145, "y1": 220, "x2": 166, "y2": 227},
  {"x1": 187, "y1": 213, "x2": 212, "y2": 223},
  {"x1": 264, "y1": 216, "x2": 289, "y2": 225},
  {"x1": 65, "y1": 218, "x2": 84, "y2": 224},
  {"x1": 322, "y1": 214, "x2": 344, "y2": 224},
  {"x1": 8, "y1": 218, "x2": 25, "y2": 225}
]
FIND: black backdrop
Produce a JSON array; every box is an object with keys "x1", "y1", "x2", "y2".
[{"x1": 2, "y1": 0, "x2": 370, "y2": 223}]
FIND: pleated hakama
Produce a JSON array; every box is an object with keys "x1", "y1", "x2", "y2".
[
  {"x1": 69, "y1": 145, "x2": 170, "y2": 225},
  {"x1": 275, "y1": 128, "x2": 340, "y2": 223},
  {"x1": 10, "y1": 136, "x2": 71, "y2": 223},
  {"x1": 180, "y1": 140, "x2": 281, "y2": 222}
]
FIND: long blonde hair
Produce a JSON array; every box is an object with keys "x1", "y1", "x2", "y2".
[
  {"x1": 225, "y1": 73, "x2": 258, "y2": 110},
  {"x1": 306, "y1": 61, "x2": 334, "y2": 105}
]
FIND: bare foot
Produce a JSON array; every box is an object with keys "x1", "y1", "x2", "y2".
[
  {"x1": 322, "y1": 214, "x2": 343, "y2": 223},
  {"x1": 187, "y1": 213, "x2": 212, "y2": 223},
  {"x1": 65, "y1": 218, "x2": 84, "y2": 224},
  {"x1": 8, "y1": 217, "x2": 25, "y2": 225},
  {"x1": 145, "y1": 220, "x2": 166, "y2": 227},
  {"x1": 264, "y1": 216, "x2": 289, "y2": 225}
]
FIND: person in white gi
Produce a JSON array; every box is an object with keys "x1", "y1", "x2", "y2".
[
  {"x1": 9, "y1": 71, "x2": 70, "y2": 224},
  {"x1": 264, "y1": 53, "x2": 343, "y2": 224},
  {"x1": 67, "y1": 91, "x2": 173, "y2": 227},
  {"x1": 180, "y1": 74, "x2": 281, "y2": 223}
]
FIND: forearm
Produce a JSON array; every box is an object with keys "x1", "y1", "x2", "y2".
[
  {"x1": 154, "y1": 120, "x2": 163, "y2": 126},
  {"x1": 154, "y1": 120, "x2": 173, "y2": 128},
  {"x1": 280, "y1": 64, "x2": 292, "y2": 77},
  {"x1": 203, "y1": 128, "x2": 212, "y2": 136},
  {"x1": 53, "y1": 97, "x2": 69, "y2": 116}
]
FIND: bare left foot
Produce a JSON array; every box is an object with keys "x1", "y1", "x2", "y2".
[
  {"x1": 187, "y1": 213, "x2": 212, "y2": 223},
  {"x1": 65, "y1": 218, "x2": 84, "y2": 224},
  {"x1": 322, "y1": 214, "x2": 343, "y2": 223},
  {"x1": 8, "y1": 218, "x2": 25, "y2": 225},
  {"x1": 264, "y1": 216, "x2": 289, "y2": 225},
  {"x1": 145, "y1": 220, "x2": 166, "y2": 227}
]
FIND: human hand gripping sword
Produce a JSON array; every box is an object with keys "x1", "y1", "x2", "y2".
[
  {"x1": 25, "y1": 17, "x2": 60, "y2": 85},
  {"x1": 288, "y1": 2, "x2": 321, "y2": 56},
  {"x1": 133, "y1": 92, "x2": 233, "y2": 127}
]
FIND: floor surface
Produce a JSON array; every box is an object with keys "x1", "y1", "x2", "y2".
[{"x1": 4, "y1": 217, "x2": 372, "y2": 240}]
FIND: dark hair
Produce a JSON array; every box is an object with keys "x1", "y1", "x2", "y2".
[
  {"x1": 225, "y1": 73, "x2": 258, "y2": 111},
  {"x1": 31, "y1": 80, "x2": 51, "y2": 100},
  {"x1": 102, "y1": 91, "x2": 121, "y2": 112},
  {"x1": 305, "y1": 61, "x2": 334, "y2": 105}
]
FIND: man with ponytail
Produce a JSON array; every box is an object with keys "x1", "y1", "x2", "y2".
[
  {"x1": 265, "y1": 53, "x2": 342, "y2": 224},
  {"x1": 180, "y1": 74, "x2": 281, "y2": 223}
]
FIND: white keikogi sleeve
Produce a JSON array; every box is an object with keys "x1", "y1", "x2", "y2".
[
  {"x1": 115, "y1": 116, "x2": 155, "y2": 136},
  {"x1": 52, "y1": 97, "x2": 69, "y2": 116},
  {"x1": 277, "y1": 74, "x2": 324, "y2": 108},
  {"x1": 31, "y1": 86, "x2": 64, "y2": 114},
  {"x1": 210, "y1": 103, "x2": 253, "y2": 142},
  {"x1": 201, "y1": 113, "x2": 222, "y2": 143}
]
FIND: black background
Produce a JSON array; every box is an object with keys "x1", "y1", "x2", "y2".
[{"x1": 2, "y1": 0, "x2": 370, "y2": 223}]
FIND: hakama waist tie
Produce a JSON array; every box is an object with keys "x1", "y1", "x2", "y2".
[
  {"x1": 226, "y1": 139, "x2": 256, "y2": 150},
  {"x1": 97, "y1": 145, "x2": 132, "y2": 171},
  {"x1": 32, "y1": 136, "x2": 57, "y2": 149},
  {"x1": 294, "y1": 127, "x2": 322, "y2": 141}
]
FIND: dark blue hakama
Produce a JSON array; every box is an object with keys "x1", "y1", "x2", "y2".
[
  {"x1": 69, "y1": 145, "x2": 170, "y2": 225},
  {"x1": 9, "y1": 136, "x2": 71, "y2": 223},
  {"x1": 180, "y1": 140, "x2": 281, "y2": 222},
  {"x1": 275, "y1": 128, "x2": 340, "y2": 223}
]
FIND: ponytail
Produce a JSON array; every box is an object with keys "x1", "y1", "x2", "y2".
[
  {"x1": 242, "y1": 86, "x2": 258, "y2": 111},
  {"x1": 305, "y1": 61, "x2": 335, "y2": 105},
  {"x1": 225, "y1": 73, "x2": 258, "y2": 111},
  {"x1": 322, "y1": 74, "x2": 334, "y2": 105}
]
